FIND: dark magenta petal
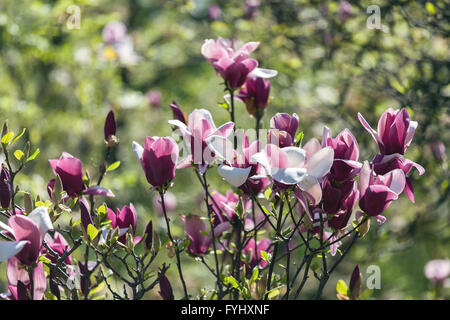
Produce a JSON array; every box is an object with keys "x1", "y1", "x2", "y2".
[{"x1": 104, "y1": 110, "x2": 117, "y2": 141}]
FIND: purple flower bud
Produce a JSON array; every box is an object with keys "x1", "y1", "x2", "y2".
[
  {"x1": 0, "y1": 164, "x2": 11, "y2": 209},
  {"x1": 339, "y1": 1, "x2": 353, "y2": 21},
  {"x1": 158, "y1": 272, "x2": 174, "y2": 300},
  {"x1": 147, "y1": 90, "x2": 162, "y2": 108},
  {"x1": 49, "y1": 153, "x2": 84, "y2": 197},
  {"x1": 242, "y1": 238, "x2": 271, "y2": 269},
  {"x1": 132, "y1": 137, "x2": 179, "y2": 189},
  {"x1": 104, "y1": 110, "x2": 117, "y2": 146},
  {"x1": 208, "y1": 4, "x2": 221, "y2": 21},
  {"x1": 79, "y1": 197, "x2": 93, "y2": 232},
  {"x1": 169, "y1": 101, "x2": 187, "y2": 124},
  {"x1": 349, "y1": 264, "x2": 362, "y2": 299},
  {"x1": 143, "y1": 220, "x2": 153, "y2": 250},
  {"x1": 237, "y1": 77, "x2": 270, "y2": 117},
  {"x1": 102, "y1": 21, "x2": 127, "y2": 44},
  {"x1": 429, "y1": 141, "x2": 446, "y2": 163},
  {"x1": 107, "y1": 203, "x2": 137, "y2": 243}
]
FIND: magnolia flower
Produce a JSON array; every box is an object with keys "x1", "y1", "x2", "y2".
[
  {"x1": 358, "y1": 108, "x2": 425, "y2": 202},
  {"x1": 146, "y1": 90, "x2": 162, "y2": 108},
  {"x1": 237, "y1": 77, "x2": 270, "y2": 118},
  {"x1": 242, "y1": 238, "x2": 271, "y2": 269},
  {"x1": 205, "y1": 130, "x2": 269, "y2": 189},
  {"x1": 322, "y1": 127, "x2": 362, "y2": 181},
  {"x1": 180, "y1": 214, "x2": 229, "y2": 256},
  {"x1": 201, "y1": 37, "x2": 277, "y2": 89},
  {"x1": 268, "y1": 113, "x2": 299, "y2": 148},
  {"x1": 325, "y1": 179, "x2": 359, "y2": 230},
  {"x1": 133, "y1": 136, "x2": 179, "y2": 188},
  {"x1": 102, "y1": 21, "x2": 127, "y2": 44},
  {"x1": 0, "y1": 207, "x2": 53, "y2": 265},
  {"x1": 104, "y1": 110, "x2": 117, "y2": 146},
  {"x1": 107, "y1": 203, "x2": 138, "y2": 243},
  {"x1": 5, "y1": 257, "x2": 46, "y2": 300},
  {"x1": 169, "y1": 101, "x2": 187, "y2": 124},
  {"x1": 153, "y1": 191, "x2": 177, "y2": 216},
  {"x1": 358, "y1": 108, "x2": 417, "y2": 156},
  {"x1": 158, "y1": 272, "x2": 174, "y2": 300},
  {"x1": 43, "y1": 232, "x2": 72, "y2": 265},
  {"x1": 49, "y1": 153, "x2": 114, "y2": 198},
  {"x1": 424, "y1": 259, "x2": 450, "y2": 284},
  {"x1": 251, "y1": 144, "x2": 334, "y2": 204},
  {"x1": 359, "y1": 161, "x2": 406, "y2": 216},
  {"x1": 169, "y1": 109, "x2": 234, "y2": 174}
]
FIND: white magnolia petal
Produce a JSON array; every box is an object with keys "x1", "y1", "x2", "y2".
[
  {"x1": 189, "y1": 109, "x2": 216, "y2": 130},
  {"x1": 281, "y1": 147, "x2": 306, "y2": 168},
  {"x1": 218, "y1": 165, "x2": 252, "y2": 187},
  {"x1": 28, "y1": 206, "x2": 53, "y2": 240},
  {"x1": 272, "y1": 167, "x2": 307, "y2": 185},
  {"x1": 405, "y1": 120, "x2": 418, "y2": 147},
  {"x1": 205, "y1": 135, "x2": 234, "y2": 164},
  {"x1": 388, "y1": 169, "x2": 406, "y2": 195},
  {"x1": 248, "y1": 68, "x2": 278, "y2": 78},
  {"x1": 302, "y1": 138, "x2": 321, "y2": 159},
  {"x1": 250, "y1": 151, "x2": 271, "y2": 173},
  {"x1": 0, "y1": 221, "x2": 14, "y2": 237},
  {"x1": 132, "y1": 141, "x2": 144, "y2": 161},
  {"x1": 297, "y1": 175, "x2": 322, "y2": 205},
  {"x1": 168, "y1": 119, "x2": 192, "y2": 135},
  {"x1": 0, "y1": 241, "x2": 28, "y2": 263},
  {"x1": 306, "y1": 146, "x2": 334, "y2": 178}
]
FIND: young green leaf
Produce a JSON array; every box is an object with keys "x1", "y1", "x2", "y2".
[
  {"x1": 87, "y1": 224, "x2": 99, "y2": 241},
  {"x1": 106, "y1": 161, "x2": 121, "y2": 172}
]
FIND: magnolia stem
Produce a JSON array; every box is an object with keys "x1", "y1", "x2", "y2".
[{"x1": 159, "y1": 190, "x2": 189, "y2": 300}]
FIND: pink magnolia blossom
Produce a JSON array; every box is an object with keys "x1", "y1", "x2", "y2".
[
  {"x1": 107, "y1": 203, "x2": 138, "y2": 243},
  {"x1": 169, "y1": 109, "x2": 234, "y2": 174},
  {"x1": 153, "y1": 191, "x2": 177, "y2": 216},
  {"x1": 242, "y1": 238, "x2": 271, "y2": 269},
  {"x1": 322, "y1": 127, "x2": 362, "y2": 181},
  {"x1": 0, "y1": 207, "x2": 53, "y2": 266},
  {"x1": 268, "y1": 113, "x2": 299, "y2": 148},
  {"x1": 180, "y1": 214, "x2": 229, "y2": 257},
  {"x1": 205, "y1": 130, "x2": 269, "y2": 191},
  {"x1": 424, "y1": 259, "x2": 450, "y2": 284},
  {"x1": 251, "y1": 144, "x2": 334, "y2": 204},
  {"x1": 359, "y1": 161, "x2": 406, "y2": 216},
  {"x1": 133, "y1": 136, "x2": 179, "y2": 188},
  {"x1": 358, "y1": 108, "x2": 425, "y2": 202},
  {"x1": 237, "y1": 77, "x2": 270, "y2": 118},
  {"x1": 5, "y1": 257, "x2": 46, "y2": 300},
  {"x1": 201, "y1": 37, "x2": 276, "y2": 89}
]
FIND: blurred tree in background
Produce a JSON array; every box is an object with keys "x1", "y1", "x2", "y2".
[{"x1": 0, "y1": 0, "x2": 448, "y2": 299}]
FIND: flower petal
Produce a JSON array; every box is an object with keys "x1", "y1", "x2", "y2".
[
  {"x1": 0, "y1": 241, "x2": 28, "y2": 263},
  {"x1": 306, "y1": 147, "x2": 334, "y2": 178},
  {"x1": 217, "y1": 165, "x2": 251, "y2": 187},
  {"x1": 248, "y1": 68, "x2": 278, "y2": 78}
]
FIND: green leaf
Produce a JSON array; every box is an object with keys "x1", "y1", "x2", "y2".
[
  {"x1": 260, "y1": 250, "x2": 269, "y2": 262},
  {"x1": 10, "y1": 128, "x2": 26, "y2": 145},
  {"x1": 1, "y1": 132, "x2": 14, "y2": 145},
  {"x1": 14, "y1": 150, "x2": 24, "y2": 161},
  {"x1": 425, "y1": 2, "x2": 436, "y2": 14},
  {"x1": 249, "y1": 267, "x2": 259, "y2": 286},
  {"x1": 264, "y1": 188, "x2": 272, "y2": 200},
  {"x1": 336, "y1": 280, "x2": 349, "y2": 296},
  {"x1": 87, "y1": 224, "x2": 99, "y2": 241},
  {"x1": 223, "y1": 276, "x2": 239, "y2": 289},
  {"x1": 26, "y1": 148, "x2": 40, "y2": 161},
  {"x1": 106, "y1": 161, "x2": 121, "y2": 172},
  {"x1": 267, "y1": 288, "x2": 280, "y2": 299}
]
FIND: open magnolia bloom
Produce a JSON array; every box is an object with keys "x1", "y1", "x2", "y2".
[
  {"x1": 169, "y1": 109, "x2": 234, "y2": 174},
  {"x1": 250, "y1": 144, "x2": 334, "y2": 204},
  {"x1": 0, "y1": 206, "x2": 54, "y2": 265},
  {"x1": 205, "y1": 131, "x2": 264, "y2": 188},
  {"x1": 359, "y1": 161, "x2": 406, "y2": 217}
]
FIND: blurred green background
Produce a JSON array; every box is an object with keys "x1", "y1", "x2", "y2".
[{"x1": 0, "y1": 0, "x2": 449, "y2": 299}]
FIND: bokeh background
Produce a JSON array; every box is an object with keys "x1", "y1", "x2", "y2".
[{"x1": 0, "y1": 0, "x2": 449, "y2": 299}]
